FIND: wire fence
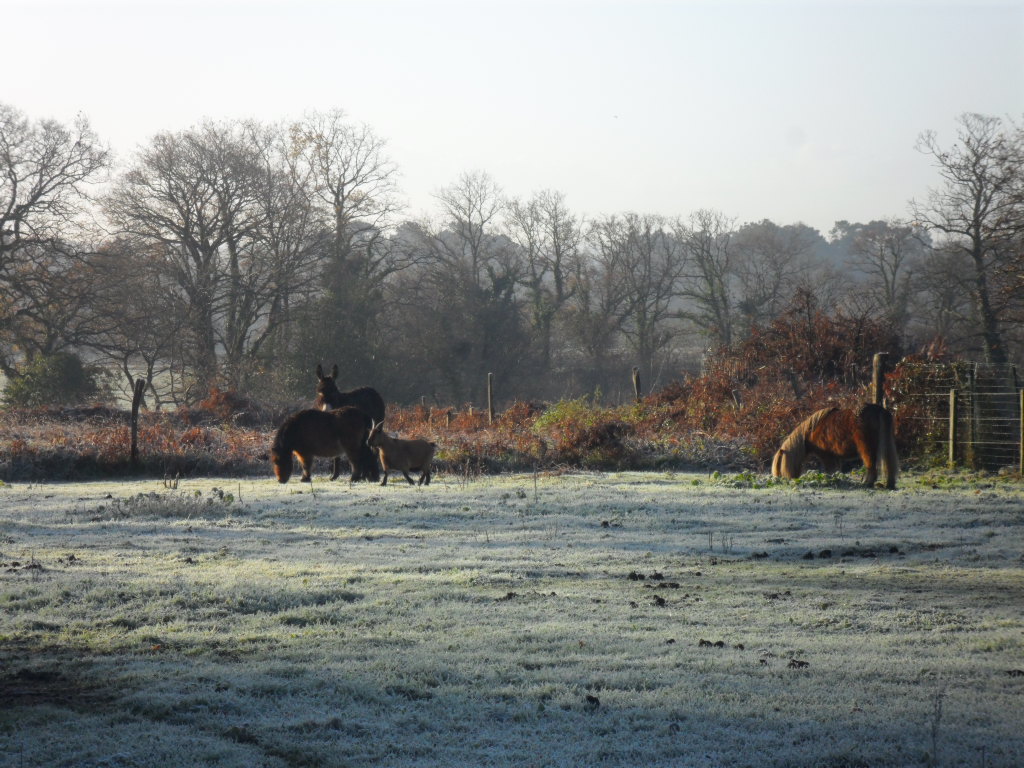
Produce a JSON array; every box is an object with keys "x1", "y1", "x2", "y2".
[{"x1": 893, "y1": 361, "x2": 1022, "y2": 472}]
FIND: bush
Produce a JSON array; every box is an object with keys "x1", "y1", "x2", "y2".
[{"x1": 3, "y1": 353, "x2": 109, "y2": 408}]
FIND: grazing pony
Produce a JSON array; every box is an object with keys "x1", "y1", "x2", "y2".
[
  {"x1": 314, "y1": 364, "x2": 386, "y2": 423},
  {"x1": 271, "y1": 407, "x2": 375, "y2": 483},
  {"x1": 367, "y1": 420, "x2": 436, "y2": 487},
  {"x1": 771, "y1": 403, "x2": 898, "y2": 489}
]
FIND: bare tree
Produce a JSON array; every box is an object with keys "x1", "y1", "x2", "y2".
[
  {"x1": 564, "y1": 249, "x2": 628, "y2": 393},
  {"x1": 505, "y1": 189, "x2": 583, "y2": 374},
  {"x1": 430, "y1": 171, "x2": 513, "y2": 290},
  {"x1": 584, "y1": 214, "x2": 686, "y2": 385},
  {"x1": 731, "y1": 220, "x2": 822, "y2": 332},
  {"x1": 84, "y1": 239, "x2": 188, "y2": 407},
  {"x1": 909, "y1": 245, "x2": 973, "y2": 353},
  {"x1": 673, "y1": 209, "x2": 736, "y2": 349},
  {"x1": 103, "y1": 120, "x2": 320, "y2": 401},
  {"x1": 288, "y1": 110, "x2": 409, "y2": 388},
  {"x1": 0, "y1": 103, "x2": 109, "y2": 377},
  {"x1": 910, "y1": 113, "x2": 1023, "y2": 364},
  {"x1": 292, "y1": 109, "x2": 401, "y2": 263},
  {"x1": 391, "y1": 172, "x2": 529, "y2": 403},
  {"x1": 830, "y1": 219, "x2": 927, "y2": 335}
]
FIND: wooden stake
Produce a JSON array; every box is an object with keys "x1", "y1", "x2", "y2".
[
  {"x1": 872, "y1": 353, "x2": 888, "y2": 406},
  {"x1": 487, "y1": 372, "x2": 494, "y2": 424},
  {"x1": 130, "y1": 378, "x2": 146, "y2": 466},
  {"x1": 948, "y1": 388, "x2": 957, "y2": 469}
]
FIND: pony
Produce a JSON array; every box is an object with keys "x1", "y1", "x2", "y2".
[
  {"x1": 771, "y1": 403, "x2": 898, "y2": 489},
  {"x1": 314, "y1": 364, "x2": 386, "y2": 423},
  {"x1": 271, "y1": 407, "x2": 377, "y2": 483},
  {"x1": 367, "y1": 420, "x2": 436, "y2": 487}
]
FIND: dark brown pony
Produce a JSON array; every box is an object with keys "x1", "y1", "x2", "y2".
[
  {"x1": 771, "y1": 403, "x2": 898, "y2": 489},
  {"x1": 314, "y1": 364, "x2": 386, "y2": 423},
  {"x1": 271, "y1": 407, "x2": 375, "y2": 483}
]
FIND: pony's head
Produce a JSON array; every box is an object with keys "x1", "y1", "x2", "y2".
[
  {"x1": 270, "y1": 445, "x2": 293, "y2": 483},
  {"x1": 367, "y1": 419, "x2": 385, "y2": 448},
  {"x1": 314, "y1": 363, "x2": 341, "y2": 410},
  {"x1": 771, "y1": 407, "x2": 834, "y2": 480},
  {"x1": 270, "y1": 423, "x2": 294, "y2": 483}
]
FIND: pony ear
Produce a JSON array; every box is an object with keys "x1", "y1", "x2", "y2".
[
  {"x1": 316, "y1": 364, "x2": 324, "y2": 380},
  {"x1": 331, "y1": 364, "x2": 339, "y2": 379}
]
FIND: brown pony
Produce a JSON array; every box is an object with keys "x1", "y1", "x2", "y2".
[
  {"x1": 271, "y1": 407, "x2": 375, "y2": 483},
  {"x1": 771, "y1": 403, "x2": 898, "y2": 489},
  {"x1": 314, "y1": 364, "x2": 386, "y2": 423},
  {"x1": 367, "y1": 420, "x2": 436, "y2": 487}
]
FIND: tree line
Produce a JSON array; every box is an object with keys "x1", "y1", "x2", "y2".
[{"x1": 1, "y1": 104, "x2": 1021, "y2": 409}]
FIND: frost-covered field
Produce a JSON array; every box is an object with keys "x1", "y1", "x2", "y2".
[{"x1": 1, "y1": 472, "x2": 1022, "y2": 768}]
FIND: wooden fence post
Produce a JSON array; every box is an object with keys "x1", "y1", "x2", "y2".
[
  {"x1": 872, "y1": 352, "x2": 888, "y2": 406},
  {"x1": 948, "y1": 388, "x2": 957, "y2": 469},
  {"x1": 967, "y1": 364, "x2": 978, "y2": 468},
  {"x1": 487, "y1": 372, "x2": 494, "y2": 425},
  {"x1": 1019, "y1": 388, "x2": 1023, "y2": 477},
  {"x1": 130, "y1": 378, "x2": 146, "y2": 466},
  {"x1": 631, "y1": 367, "x2": 641, "y2": 402}
]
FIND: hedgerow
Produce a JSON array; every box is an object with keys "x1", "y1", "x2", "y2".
[{"x1": 0, "y1": 301, "x2": 950, "y2": 482}]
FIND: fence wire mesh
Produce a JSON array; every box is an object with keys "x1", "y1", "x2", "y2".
[{"x1": 893, "y1": 362, "x2": 1022, "y2": 471}]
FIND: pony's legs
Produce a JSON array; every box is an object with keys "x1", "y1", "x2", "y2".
[
  {"x1": 297, "y1": 453, "x2": 313, "y2": 482},
  {"x1": 882, "y1": 426, "x2": 899, "y2": 490},
  {"x1": 402, "y1": 471, "x2": 415, "y2": 485},
  {"x1": 359, "y1": 443, "x2": 380, "y2": 482},
  {"x1": 338, "y1": 447, "x2": 363, "y2": 483},
  {"x1": 853, "y1": 434, "x2": 879, "y2": 487},
  {"x1": 419, "y1": 468, "x2": 431, "y2": 486},
  {"x1": 862, "y1": 463, "x2": 879, "y2": 486}
]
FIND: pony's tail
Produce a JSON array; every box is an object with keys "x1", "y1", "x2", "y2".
[
  {"x1": 876, "y1": 408, "x2": 899, "y2": 490},
  {"x1": 771, "y1": 448, "x2": 786, "y2": 478},
  {"x1": 270, "y1": 420, "x2": 294, "y2": 483},
  {"x1": 771, "y1": 432, "x2": 805, "y2": 479}
]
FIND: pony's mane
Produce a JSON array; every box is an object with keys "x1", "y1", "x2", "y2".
[
  {"x1": 779, "y1": 407, "x2": 836, "y2": 454},
  {"x1": 271, "y1": 410, "x2": 305, "y2": 457},
  {"x1": 773, "y1": 407, "x2": 838, "y2": 478}
]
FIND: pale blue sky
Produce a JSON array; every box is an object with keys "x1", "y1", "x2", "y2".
[{"x1": 6, "y1": 0, "x2": 1023, "y2": 233}]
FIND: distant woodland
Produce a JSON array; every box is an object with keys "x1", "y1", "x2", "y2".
[{"x1": 1, "y1": 105, "x2": 1021, "y2": 409}]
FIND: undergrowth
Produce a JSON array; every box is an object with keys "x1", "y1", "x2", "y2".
[
  {"x1": 1, "y1": 310, "x2": 1018, "y2": 483},
  {"x1": 89, "y1": 487, "x2": 241, "y2": 521}
]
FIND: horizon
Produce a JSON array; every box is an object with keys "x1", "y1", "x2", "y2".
[{"x1": 5, "y1": 0, "x2": 1024, "y2": 234}]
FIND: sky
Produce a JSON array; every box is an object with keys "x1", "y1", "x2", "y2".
[{"x1": 5, "y1": 0, "x2": 1023, "y2": 234}]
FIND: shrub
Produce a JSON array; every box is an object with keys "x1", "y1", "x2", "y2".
[{"x1": 3, "y1": 353, "x2": 109, "y2": 408}]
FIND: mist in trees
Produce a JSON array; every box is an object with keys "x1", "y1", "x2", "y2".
[{"x1": 2, "y1": 102, "x2": 1022, "y2": 410}]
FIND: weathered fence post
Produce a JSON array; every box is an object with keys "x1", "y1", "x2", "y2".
[
  {"x1": 130, "y1": 378, "x2": 146, "y2": 466},
  {"x1": 487, "y1": 372, "x2": 494, "y2": 425},
  {"x1": 872, "y1": 352, "x2": 888, "y2": 406},
  {"x1": 786, "y1": 370, "x2": 804, "y2": 400},
  {"x1": 631, "y1": 367, "x2": 641, "y2": 402},
  {"x1": 968, "y1": 364, "x2": 978, "y2": 468},
  {"x1": 948, "y1": 389, "x2": 958, "y2": 469},
  {"x1": 1019, "y1": 388, "x2": 1023, "y2": 477}
]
